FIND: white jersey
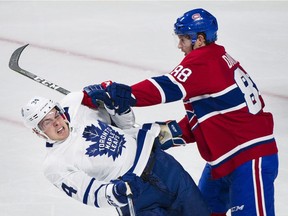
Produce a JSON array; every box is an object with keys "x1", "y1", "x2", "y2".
[{"x1": 43, "y1": 92, "x2": 160, "y2": 208}]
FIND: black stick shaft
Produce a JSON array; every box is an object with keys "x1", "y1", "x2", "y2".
[{"x1": 9, "y1": 44, "x2": 70, "y2": 95}]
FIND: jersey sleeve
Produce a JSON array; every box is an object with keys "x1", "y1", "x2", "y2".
[
  {"x1": 178, "y1": 116, "x2": 196, "y2": 143},
  {"x1": 110, "y1": 110, "x2": 136, "y2": 129},
  {"x1": 131, "y1": 79, "x2": 162, "y2": 106},
  {"x1": 131, "y1": 49, "x2": 217, "y2": 107},
  {"x1": 131, "y1": 75, "x2": 187, "y2": 106},
  {"x1": 43, "y1": 159, "x2": 113, "y2": 208},
  {"x1": 81, "y1": 91, "x2": 98, "y2": 109}
]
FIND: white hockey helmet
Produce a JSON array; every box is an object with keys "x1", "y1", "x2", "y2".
[{"x1": 21, "y1": 96, "x2": 64, "y2": 139}]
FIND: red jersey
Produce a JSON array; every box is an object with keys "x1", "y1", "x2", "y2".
[{"x1": 131, "y1": 43, "x2": 278, "y2": 179}]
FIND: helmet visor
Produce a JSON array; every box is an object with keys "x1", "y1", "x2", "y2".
[{"x1": 38, "y1": 106, "x2": 64, "y2": 132}]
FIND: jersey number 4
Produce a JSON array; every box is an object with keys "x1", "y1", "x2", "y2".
[
  {"x1": 234, "y1": 68, "x2": 262, "y2": 114},
  {"x1": 62, "y1": 183, "x2": 77, "y2": 197}
]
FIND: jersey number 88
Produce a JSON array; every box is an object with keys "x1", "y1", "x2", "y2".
[{"x1": 234, "y1": 68, "x2": 262, "y2": 114}]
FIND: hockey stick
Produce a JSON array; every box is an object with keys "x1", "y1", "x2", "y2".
[
  {"x1": 9, "y1": 44, "x2": 70, "y2": 95},
  {"x1": 10, "y1": 44, "x2": 138, "y2": 215},
  {"x1": 125, "y1": 182, "x2": 136, "y2": 216},
  {"x1": 9, "y1": 44, "x2": 139, "y2": 125}
]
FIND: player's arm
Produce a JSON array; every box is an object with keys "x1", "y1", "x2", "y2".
[
  {"x1": 94, "y1": 74, "x2": 187, "y2": 113},
  {"x1": 44, "y1": 162, "x2": 133, "y2": 209},
  {"x1": 132, "y1": 60, "x2": 212, "y2": 106},
  {"x1": 82, "y1": 70, "x2": 187, "y2": 113},
  {"x1": 178, "y1": 116, "x2": 196, "y2": 143},
  {"x1": 131, "y1": 75, "x2": 187, "y2": 106}
]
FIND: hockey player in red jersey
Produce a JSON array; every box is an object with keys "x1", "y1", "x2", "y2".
[{"x1": 87, "y1": 8, "x2": 279, "y2": 216}]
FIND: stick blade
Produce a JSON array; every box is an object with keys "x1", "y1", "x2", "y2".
[
  {"x1": 9, "y1": 44, "x2": 29, "y2": 71},
  {"x1": 8, "y1": 44, "x2": 71, "y2": 95}
]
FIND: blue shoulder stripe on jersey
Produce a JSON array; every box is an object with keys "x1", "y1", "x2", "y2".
[
  {"x1": 192, "y1": 87, "x2": 245, "y2": 120},
  {"x1": 83, "y1": 177, "x2": 95, "y2": 204},
  {"x1": 127, "y1": 125, "x2": 151, "y2": 174},
  {"x1": 142, "y1": 123, "x2": 152, "y2": 130},
  {"x1": 152, "y1": 76, "x2": 183, "y2": 102},
  {"x1": 94, "y1": 184, "x2": 106, "y2": 208},
  {"x1": 64, "y1": 107, "x2": 70, "y2": 122}
]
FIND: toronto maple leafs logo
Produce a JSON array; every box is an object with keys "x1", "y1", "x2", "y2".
[{"x1": 82, "y1": 120, "x2": 126, "y2": 160}]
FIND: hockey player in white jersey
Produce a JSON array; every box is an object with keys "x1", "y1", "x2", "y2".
[{"x1": 21, "y1": 84, "x2": 211, "y2": 216}]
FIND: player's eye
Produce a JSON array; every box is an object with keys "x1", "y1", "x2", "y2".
[{"x1": 38, "y1": 109, "x2": 61, "y2": 131}]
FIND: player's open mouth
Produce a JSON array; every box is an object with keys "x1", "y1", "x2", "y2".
[{"x1": 57, "y1": 127, "x2": 64, "y2": 134}]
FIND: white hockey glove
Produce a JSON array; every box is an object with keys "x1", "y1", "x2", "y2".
[{"x1": 157, "y1": 120, "x2": 186, "y2": 150}]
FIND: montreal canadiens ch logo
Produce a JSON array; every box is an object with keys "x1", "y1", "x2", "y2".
[
  {"x1": 192, "y1": 13, "x2": 202, "y2": 20},
  {"x1": 82, "y1": 121, "x2": 126, "y2": 160}
]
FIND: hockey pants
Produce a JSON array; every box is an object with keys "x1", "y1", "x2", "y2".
[{"x1": 119, "y1": 144, "x2": 211, "y2": 216}]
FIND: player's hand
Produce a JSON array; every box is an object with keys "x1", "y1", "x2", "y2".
[
  {"x1": 83, "y1": 82, "x2": 113, "y2": 108},
  {"x1": 157, "y1": 120, "x2": 186, "y2": 150},
  {"x1": 106, "y1": 180, "x2": 128, "y2": 208},
  {"x1": 105, "y1": 82, "x2": 136, "y2": 115}
]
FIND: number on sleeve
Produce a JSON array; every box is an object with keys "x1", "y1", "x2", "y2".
[
  {"x1": 171, "y1": 65, "x2": 192, "y2": 82},
  {"x1": 234, "y1": 68, "x2": 261, "y2": 114},
  {"x1": 61, "y1": 183, "x2": 77, "y2": 197}
]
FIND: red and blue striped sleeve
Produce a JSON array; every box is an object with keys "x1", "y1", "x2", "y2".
[{"x1": 132, "y1": 75, "x2": 186, "y2": 106}]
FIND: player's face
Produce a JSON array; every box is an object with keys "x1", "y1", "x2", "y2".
[
  {"x1": 38, "y1": 108, "x2": 70, "y2": 141},
  {"x1": 177, "y1": 35, "x2": 193, "y2": 56}
]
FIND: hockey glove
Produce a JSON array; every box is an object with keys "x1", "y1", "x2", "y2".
[
  {"x1": 105, "y1": 82, "x2": 136, "y2": 115},
  {"x1": 120, "y1": 172, "x2": 143, "y2": 199},
  {"x1": 157, "y1": 120, "x2": 186, "y2": 150},
  {"x1": 105, "y1": 173, "x2": 144, "y2": 207},
  {"x1": 83, "y1": 82, "x2": 113, "y2": 108},
  {"x1": 106, "y1": 180, "x2": 128, "y2": 208}
]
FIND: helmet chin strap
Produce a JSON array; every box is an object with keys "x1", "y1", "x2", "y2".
[{"x1": 32, "y1": 128, "x2": 49, "y2": 140}]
